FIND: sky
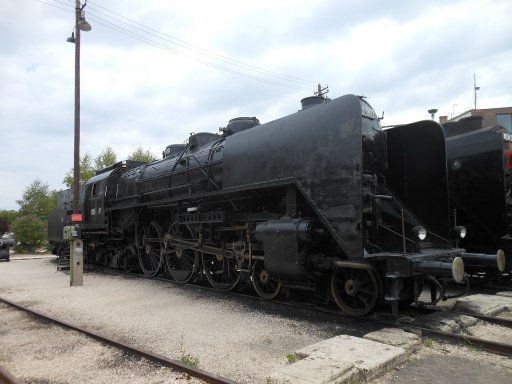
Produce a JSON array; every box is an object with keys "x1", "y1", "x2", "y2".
[{"x1": 1, "y1": 0, "x2": 511, "y2": 209}]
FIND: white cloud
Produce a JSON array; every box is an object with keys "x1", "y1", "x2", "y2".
[{"x1": 0, "y1": 0, "x2": 511, "y2": 209}]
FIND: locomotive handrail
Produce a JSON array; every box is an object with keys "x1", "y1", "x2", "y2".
[
  {"x1": 112, "y1": 160, "x2": 224, "y2": 201},
  {"x1": 366, "y1": 193, "x2": 392, "y2": 200},
  {"x1": 378, "y1": 223, "x2": 417, "y2": 244}
]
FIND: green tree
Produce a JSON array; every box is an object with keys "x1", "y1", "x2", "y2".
[
  {"x1": 11, "y1": 215, "x2": 47, "y2": 253},
  {"x1": 63, "y1": 152, "x2": 96, "y2": 187},
  {"x1": 128, "y1": 146, "x2": 157, "y2": 163},
  {"x1": 16, "y1": 179, "x2": 57, "y2": 220},
  {"x1": 95, "y1": 146, "x2": 117, "y2": 170}
]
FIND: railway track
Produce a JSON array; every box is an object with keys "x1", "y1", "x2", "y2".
[
  {"x1": 102, "y1": 267, "x2": 512, "y2": 357},
  {"x1": 2, "y1": 262, "x2": 512, "y2": 384},
  {"x1": 422, "y1": 305, "x2": 512, "y2": 328},
  {"x1": 0, "y1": 296, "x2": 238, "y2": 384}
]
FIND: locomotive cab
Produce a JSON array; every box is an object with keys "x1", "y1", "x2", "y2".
[{"x1": 83, "y1": 170, "x2": 112, "y2": 231}]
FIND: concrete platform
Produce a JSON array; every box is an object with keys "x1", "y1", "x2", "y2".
[
  {"x1": 363, "y1": 328, "x2": 421, "y2": 353},
  {"x1": 453, "y1": 294, "x2": 512, "y2": 316},
  {"x1": 412, "y1": 311, "x2": 479, "y2": 333},
  {"x1": 267, "y1": 334, "x2": 412, "y2": 384},
  {"x1": 495, "y1": 291, "x2": 512, "y2": 298}
]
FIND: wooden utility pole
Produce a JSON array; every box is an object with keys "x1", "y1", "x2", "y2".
[
  {"x1": 72, "y1": 0, "x2": 81, "y2": 215},
  {"x1": 68, "y1": 0, "x2": 91, "y2": 286}
]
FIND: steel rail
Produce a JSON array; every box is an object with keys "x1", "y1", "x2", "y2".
[
  {"x1": 280, "y1": 302, "x2": 512, "y2": 357},
  {"x1": 8, "y1": 256, "x2": 57, "y2": 261},
  {"x1": 106, "y1": 268, "x2": 512, "y2": 357},
  {"x1": 237, "y1": 294, "x2": 512, "y2": 356},
  {"x1": 0, "y1": 365, "x2": 19, "y2": 384},
  {"x1": 423, "y1": 306, "x2": 512, "y2": 328},
  {"x1": 0, "y1": 297, "x2": 238, "y2": 384}
]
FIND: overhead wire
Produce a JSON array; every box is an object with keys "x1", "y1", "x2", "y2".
[
  {"x1": 86, "y1": 3, "x2": 313, "y2": 87},
  {"x1": 36, "y1": 0, "x2": 74, "y2": 13},
  {"x1": 41, "y1": 0, "x2": 315, "y2": 90},
  {"x1": 86, "y1": 14, "x2": 308, "y2": 90}
]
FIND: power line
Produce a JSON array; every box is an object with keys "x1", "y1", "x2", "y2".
[
  {"x1": 43, "y1": 0, "x2": 316, "y2": 90},
  {"x1": 85, "y1": 14, "x2": 309, "y2": 90},
  {"x1": 85, "y1": 0, "x2": 314, "y2": 86},
  {"x1": 36, "y1": 0, "x2": 74, "y2": 13}
]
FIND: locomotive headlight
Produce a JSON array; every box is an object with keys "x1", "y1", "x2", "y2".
[
  {"x1": 453, "y1": 226, "x2": 467, "y2": 239},
  {"x1": 411, "y1": 226, "x2": 427, "y2": 241}
]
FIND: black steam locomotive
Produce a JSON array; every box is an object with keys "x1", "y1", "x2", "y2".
[
  {"x1": 443, "y1": 116, "x2": 511, "y2": 273},
  {"x1": 49, "y1": 94, "x2": 502, "y2": 316}
]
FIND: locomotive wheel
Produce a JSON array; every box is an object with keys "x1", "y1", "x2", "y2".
[
  {"x1": 164, "y1": 223, "x2": 198, "y2": 283},
  {"x1": 251, "y1": 262, "x2": 281, "y2": 300},
  {"x1": 138, "y1": 221, "x2": 164, "y2": 277},
  {"x1": 122, "y1": 245, "x2": 139, "y2": 273},
  {"x1": 330, "y1": 268, "x2": 379, "y2": 316},
  {"x1": 202, "y1": 252, "x2": 241, "y2": 291}
]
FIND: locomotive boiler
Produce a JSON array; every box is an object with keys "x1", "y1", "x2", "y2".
[
  {"x1": 443, "y1": 116, "x2": 511, "y2": 273},
  {"x1": 49, "y1": 94, "x2": 502, "y2": 316}
]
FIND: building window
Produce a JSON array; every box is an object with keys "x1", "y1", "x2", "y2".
[{"x1": 497, "y1": 113, "x2": 512, "y2": 132}]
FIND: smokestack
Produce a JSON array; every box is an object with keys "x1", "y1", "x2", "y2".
[{"x1": 300, "y1": 96, "x2": 326, "y2": 110}]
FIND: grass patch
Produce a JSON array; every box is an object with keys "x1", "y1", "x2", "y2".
[
  {"x1": 286, "y1": 353, "x2": 297, "y2": 364},
  {"x1": 179, "y1": 353, "x2": 199, "y2": 367},
  {"x1": 178, "y1": 332, "x2": 199, "y2": 367},
  {"x1": 463, "y1": 338, "x2": 480, "y2": 352},
  {"x1": 422, "y1": 338, "x2": 434, "y2": 348}
]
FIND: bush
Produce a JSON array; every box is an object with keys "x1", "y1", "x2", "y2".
[{"x1": 11, "y1": 215, "x2": 47, "y2": 253}]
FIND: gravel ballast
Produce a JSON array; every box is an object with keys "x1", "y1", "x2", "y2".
[
  {"x1": 0, "y1": 257, "x2": 356, "y2": 383},
  {"x1": 0, "y1": 303, "x2": 204, "y2": 384}
]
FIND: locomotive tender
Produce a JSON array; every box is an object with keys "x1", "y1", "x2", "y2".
[
  {"x1": 443, "y1": 116, "x2": 511, "y2": 273},
  {"x1": 49, "y1": 94, "x2": 502, "y2": 316}
]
